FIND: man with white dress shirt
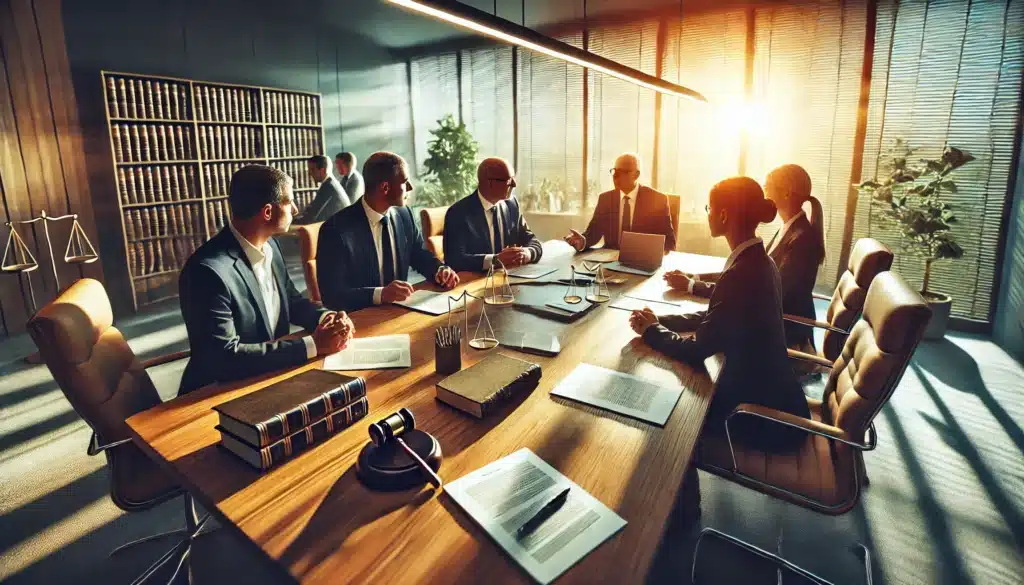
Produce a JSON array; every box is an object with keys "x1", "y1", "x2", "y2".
[
  {"x1": 178, "y1": 165, "x2": 354, "y2": 395},
  {"x1": 564, "y1": 153, "x2": 676, "y2": 253},
  {"x1": 316, "y1": 151, "x2": 460, "y2": 312},
  {"x1": 443, "y1": 157, "x2": 543, "y2": 272}
]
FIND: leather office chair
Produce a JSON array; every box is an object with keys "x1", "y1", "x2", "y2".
[
  {"x1": 27, "y1": 278, "x2": 208, "y2": 585},
  {"x1": 785, "y1": 237, "x2": 894, "y2": 364},
  {"x1": 420, "y1": 206, "x2": 447, "y2": 261},
  {"x1": 665, "y1": 193, "x2": 681, "y2": 250},
  {"x1": 692, "y1": 271, "x2": 931, "y2": 584},
  {"x1": 295, "y1": 221, "x2": 324, "y2": 303}
]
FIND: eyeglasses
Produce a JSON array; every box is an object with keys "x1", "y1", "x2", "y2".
[
  {"x1": 705, "y1": 204, "x2": 711, "y2": 213},
  {"x1": 488, "y1": 177, "x2": 516, "y2": 187},
  {"x1": 609, "y1": 168, "x2": 637, "y2": 176}
]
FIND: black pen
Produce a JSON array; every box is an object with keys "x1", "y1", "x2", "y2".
[{"x1": 516, "y1": 487, "x2": 570, "y2": 538}]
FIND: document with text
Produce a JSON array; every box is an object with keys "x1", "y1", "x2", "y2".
[
  {"x1": 445, "y1": 449, "x2": 626, "y2": 584},
  {"x1": 551, "y1": 364, "x2": 683, "y2": 426},
  {"x1": 625, "y1": 278, "x2": 709, "y2": 312},
  {"x1": 323, "y1": 334, "x2": 411, "y2": 370},
  {"x1": 394, "y1": 290, "x2": 453, "y2": 316},
  {"x1": 608, "y1": 295, "x2": 685, "y2": 316}
]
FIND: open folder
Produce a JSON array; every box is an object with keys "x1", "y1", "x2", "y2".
[{"x1": 445, "y1": 449, "x2": 626, "y2": 584}]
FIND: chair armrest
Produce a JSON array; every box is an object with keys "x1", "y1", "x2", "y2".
[
  {"x1": 87, "y1": 432, "x2": 133, "y2": 456},
  {"x1": 812, "y1": 292, "x2": 832, "y2": 302},
  {"x1": 141, "y1": 350, "x2": 190, "y2": 369},
  {"x1": 787, "y1": 348, "x2": 834, "y2": 370},
  {"x1": 692, "y1": 528, "x2": 835, "y2": 585},
  {"x1": 782, "y1": 313, "x2": 849, "y2": 334},
  {"x1": 726, "y1": 403, "x2": 877, "y2": 451}
]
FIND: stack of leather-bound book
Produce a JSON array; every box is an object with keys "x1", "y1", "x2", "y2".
[{"x1": 215, "y1": 370, "x2": 369, "y2": 470}]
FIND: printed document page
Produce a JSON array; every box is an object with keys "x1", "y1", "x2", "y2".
[
  {"x1": 394, "y1": 290, "x2": 453, "y2": 316},
  {"x1": 625, "y1": 277, "x2": 708, "y2": 311},
  {"x1": 551, "y1": 364, "x2": 683, "y2": 426},
  {"x1": 608, "y1": 295, "x2": 689, "y2": 316},
  {"x1": 445, "y1": 449, "x2": 626, "y2": 585},
  {"x1": 323, "y1": 334, "x2": 411, "y2": 370}
]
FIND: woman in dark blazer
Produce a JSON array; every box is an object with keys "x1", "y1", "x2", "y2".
[
  {"x1": 630, "y1": 177, "x2": 810, "y2": 449},
  {"x1": 663, "y1": 164, "x2": 825, "y2": 354}
]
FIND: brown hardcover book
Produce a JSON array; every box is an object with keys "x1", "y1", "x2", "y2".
[
  {"x1": 124, "y1": 167, "x2": 137, "y2": 204},
  {"x1": 214, "y1": 370, "x2": 368, "y2": 449},
  {"x1": 166, "y1": 83, "x2": 177, "y2": 119},
  {"x1": 187, "y1": 167, "x2": 196, "y2": 199},
  {"x1": 133, "y1": 80, "x2": 145, "y2": 117},
  {"x1": 139, "y1": 126, "x2": 151, "y2": 161},
  {"x1": 216, "y1": 126, "x2": 225, "y2": 159},
  {"x1": 112, "y1": 125, "x2": 123, "y2": 162},
  {"x1": 219, "y1": 396, "x2": 370, "y2": 471},
  {"x1": 132, "y1": 168, "x2": 144, "y2": 203},
  {"x1": 193, "y1": 86, "x2": 203, "y2": 120},
  {"x1": 119, "y1": 124, "x2": 132, "y2": 162},
  {"x1": 202, "y1": 87, "x2": 212, "y2": 121},
  {"x1": 159, "y1": 207, "x2": 170, "y2": 235},
  {"x1": 134, "y1": 241, "x2": 146, "y2": 275},
  {"x1": 126, "y1": 78, "x2": 138, "y2": 118},
  {"x1": 197, "y1": 126, "x2": 207, "y2": 159},
  {"x1": 169, "y1": 166, "x2": 181, "y2": 201},
  {"x1": 179, "y1": 127, "x2": 190, "y2": 159},
  {"x1": 158, "y1": 126, "x2": 169, "y2": 161},
  {"x1": 106, "y1": 77, "x2": 119, "y2": 118},
  {"x1": 140, "y1": 168, "x2": 152, "y2": 203},
  {"x1": 149, "y1": 126, "x2": 160, "y2": 160},
  {"x1": 166, "y1": 126, "x2": 177, "y2": 161},
  {"x1": 144, "y1": 81, "x2": 155, "y2": 118},
  {"x1": 153, "y1": 166, "x2": 164, "y2": 202},
  {"x1": 142, "y1": 240, "x2": 154, "y2": 274},
  {"x1": 217, "y1": 88, "x2": 227, "y2": 121},
  {"x1": 117, "y1": 168, "x2": 129, "y2": 205},
  {"x1": 153, "y1": 82, "x2": 164, "y2": 119},
  {"x1": 129, "y1": 125, "x2": 141, "y2": 161},
  {"x1": 162, "y1": 167, "x2": 173, "y2": 201},
  {"x1": 116, "y1": 78, "x2": 128, "y2": 118},
  {"x1": 172, "y1": 126, "x2": 182, "y2": 159},
  {"x1": 436, "y1": 353, "x2": 542, "y2": 418},
  {"x1": 123, "y1": 210, "x2": 136, "y2": 241}
]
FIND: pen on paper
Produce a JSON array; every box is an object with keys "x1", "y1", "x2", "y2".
[{"x1": 516, "y1": 487, "x2": 570, "y2": 538}]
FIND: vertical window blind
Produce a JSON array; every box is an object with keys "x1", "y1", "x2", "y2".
[
  {"x1": 461, "y1": 46, "x2": 515, "y2": 166},
  {"x1": 409, "y1": 53, "x2": 460, "y2": 174},
  {"x1": 852, "y1": 0, "x2": 1024, "y2": 321}
]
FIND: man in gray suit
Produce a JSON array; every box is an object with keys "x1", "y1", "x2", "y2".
[
  {"x1": 335, "y1": 151, "x2": 365, "y2": 201},
  {"x1": 297, "y1": 155, "x2": 350, "y2": 224}
]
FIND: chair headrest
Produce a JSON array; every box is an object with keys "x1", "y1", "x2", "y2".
[
  {"x1": 862, "y1": 271, "x2": 932, "y2": 354},
  {"x1": 848, "y1": 238, "x2": 893, "y2": 288},
  {"x1": 28, "y1": 278, "x2": 113, "y2": 364},
  {"x1": 420, "y1": 207, "x2": 447, "y2": 237},
  {"x1": 296, "y1": 221, "x2": 324, "y2": 261}
]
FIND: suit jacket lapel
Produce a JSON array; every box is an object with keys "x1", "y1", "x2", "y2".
[
  {"x1": 609, "y1": 191, "x2": 622, "y2": 248},
  {"x1": 392, "y1": 208, "x2": 409, "y2": 280},
  {"x1": 351, "y1": 201, "x2": 381, "y2": 287},
  {"x1": 227, "y1": 236, "x2": 274, "y2": 339},
  {"x1": 271, "y1": 242, "x2": 289, "y2": 335}
]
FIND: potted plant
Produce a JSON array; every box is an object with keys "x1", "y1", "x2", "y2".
[
  {"x1": 415, "y1": 114, "x2": 478, "y2": 208},
  {"x1": 857, "y1": 139, "x2": 973, "y2": 339}
]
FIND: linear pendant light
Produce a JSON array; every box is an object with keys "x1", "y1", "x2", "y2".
[{"x1": 385, "y1": 0, "x2": 707, "y2": 102}]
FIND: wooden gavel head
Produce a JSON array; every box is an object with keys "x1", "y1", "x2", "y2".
[{"x1": 368, "y1": 407, "x2": 416, "y2": 447}]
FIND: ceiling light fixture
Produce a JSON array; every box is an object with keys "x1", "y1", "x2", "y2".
[{"x1": 385, "y1": 0, "x2": 707, "y2": 102}]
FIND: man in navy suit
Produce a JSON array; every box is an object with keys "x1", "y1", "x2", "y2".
[
  {"x1": 178, "y1": 165, "x2": 354, "y2": 395},
  {"x1": 443, "y1": 157, "x2": 543, "y2": 272},
  {"x1": 316, "y1": 152, "x2": 460, "y2": 312}
]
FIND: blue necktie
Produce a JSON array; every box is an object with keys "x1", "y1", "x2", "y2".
[
  {"x1": 491, "y1": 206, "x2": 502, "y2": 253},
  {"x1": 381, "y1": 215, "x2": 395, "y2": 285}
]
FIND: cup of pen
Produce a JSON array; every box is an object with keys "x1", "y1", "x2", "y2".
[{"x1": 435, "y1": 325, "x2": 462, "y2": 375}]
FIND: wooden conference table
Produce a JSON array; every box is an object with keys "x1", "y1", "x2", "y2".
[{"x1": 127, "y1": 244, "x2": 726, "y2": 585}]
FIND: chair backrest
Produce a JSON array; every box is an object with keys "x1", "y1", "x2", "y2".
[
  {"x1": 420, "y1": 206, "x2": 447, "y2": 261},
  {"x1": 27, "y1": 278, "x2": 172, "y2": 509},
  {"x1": 296, "y1": 221, "x2": 324, "y2": 303},
  {"x1": 665, "y1": 193, "x2": 681, "y2": 250},
  {"x1": 822, "y1": 271, "x2": 931, "y2": 441},
  {"x1": 822, "y1": 238, "x2": 894, "y2": 360}
]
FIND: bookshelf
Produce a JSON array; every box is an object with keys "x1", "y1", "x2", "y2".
[{"x1": 101, "y1": 71, "x2": 325, "y2": 310}]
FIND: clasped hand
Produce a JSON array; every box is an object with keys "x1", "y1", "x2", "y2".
[
  {"x1": 663, "y1": 269, "x2": 695, "y2": 291},
  {"x1": 496, "y1": 246, "x2": 530, "y2": 267},
  {"x1": 312, "y1": 311, "x2": 355, "y2": 356},
  {"x1": 629, "y1": 307, "x2": 659, "y2": 335}
]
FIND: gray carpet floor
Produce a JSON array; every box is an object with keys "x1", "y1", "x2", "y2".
[{"x1": 2, "y1": 251, "x2": 1022, "y2": 584}]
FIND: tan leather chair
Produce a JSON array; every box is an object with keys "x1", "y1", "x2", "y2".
[
  {"x1": 665, "y1": 193, "x2": 681, "y2": 250},
  {"x1": 295, "y1": 221, "x2": 324, "y2": 303},
  {"x1": 785, "y1": 237, "x2": 894, "y2": 363},
  {"x1": 28, "y1": 278, "x2": 208, "y2": 585},
  {"x1": 692, "y1": 271, "x2": 930, "y2": 584},
  {"x1": 420, "y1": 206, "x2": 447, "y2": 261}
]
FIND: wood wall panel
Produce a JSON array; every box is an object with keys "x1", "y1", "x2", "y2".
[{"x1": 0, "y1": 0, "x2": 103, "y2": 337}]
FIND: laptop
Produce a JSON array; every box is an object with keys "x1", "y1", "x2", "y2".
[{"x1": 605, "y1": 231, "x2": 665, "y2": 275}]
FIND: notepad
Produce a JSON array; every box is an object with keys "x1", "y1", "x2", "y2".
[
  {"x1": 445, "y1": 449, "x2": 627, "y2": 585},
  {"x1": 323, "y1": 334, "x2": 411, "y2": 370},
  {"x1": 394, "y1": 290, "x2": 453, "y2": 315},
  {"x1": 551, "y1": 364, "x2": 683, "y2": 426}
]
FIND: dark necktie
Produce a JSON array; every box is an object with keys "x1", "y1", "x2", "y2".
[
  {"x1": 621, "y1": 196, "x2": 632, "y2": 234},
  {"x1": 766, "y1": 228, "x2": 781, "y2": 254},
  {"x1": 380, "y1": 215, "x2": 395, "y2": 285},
  {"x1": 491, "y1": 206, "x2": 502, "y2": 253}
]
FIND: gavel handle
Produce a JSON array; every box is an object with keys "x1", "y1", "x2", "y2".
[{"x1": 396, "y1": 437, "x2": 443, "y2": 489}]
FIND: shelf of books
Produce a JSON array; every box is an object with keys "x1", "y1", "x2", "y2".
[{"x1": 102, "y1": 71, "x2": 325, "y2": 309}]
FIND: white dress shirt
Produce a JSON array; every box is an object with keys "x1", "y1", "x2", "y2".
[
  {"x1": 619, "y1": 183, "x2": 640, "y2": 239},
  {"x1": 229, "y1": 224, "x2": 317, "y2": 359},
  {"x1": 362, "y1": 198, "x2": 399, "y2": 306},
  {"x1": 767, "y1": 212, "x2": 803, "y2": 255},
  {"x1": 479, "y1": 193, "x2": 534, "y2": 269},
  {"x1": 723, "y1": 237, "x2": 764, "y2": 272}
]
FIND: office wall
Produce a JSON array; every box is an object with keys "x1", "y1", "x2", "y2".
[
  {"x1": 994, "y1": 148, "x2": 1024, "y2": 362},
  {"x1": 61, "y1": 0, "x2": 413, "y2": 315},
  {"x1": 0, "y1": 0, "x2": 103, "y2": 338}
]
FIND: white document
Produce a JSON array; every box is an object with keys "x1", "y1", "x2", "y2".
[
  {"x1": 608, "y1": 295, "x2": 683, "y2": 316},
  {"x1": 406, "y1": 270, "x2": 427, "y2": 286},
  {"x1": 322, "y1": 334, "x2": 411, "y2": 370},
  {"x1": 394, "y1": 290, "x2": 452, "y2": 315},
  {"x1": 508, "y1": 265, "x2": 558, "y2": 279},
  {"x1": 551, "y1": 364, "x2": 683, "y2": 426},
  {"x1": 625, "y1": 277, "x2": 708, "y2": 311},
  {"x1": 445, "y1": 449, "x2": 627, "y2": 585}
]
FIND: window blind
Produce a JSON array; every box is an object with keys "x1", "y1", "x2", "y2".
[
  {"x1": 409, "y1": 53, "x2": 460, "y2": 176},
  {"x1": 852, "y1": 0, "x2": 1024, "y2": 322},
  {"x1": 461, "y1": 45, "x2": 515, "y2": 166}
]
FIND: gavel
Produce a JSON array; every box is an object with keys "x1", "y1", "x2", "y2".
[{"x1": 368, "y1": 408, "x2": 443, "y2": 488}]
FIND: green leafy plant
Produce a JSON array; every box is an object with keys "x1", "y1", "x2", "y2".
[
  {"x1": 415, "y1": 114, "x2": 478, "y2": 207},
  {"x1": 857, "y1": 139, "x2": 973, "y2": 297}
]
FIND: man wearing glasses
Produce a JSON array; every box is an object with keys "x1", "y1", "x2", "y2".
[
  {"x1": 443, "y1": 157, "x2": 543, "y2": 272},
  {"x1": 564, "y1": 153, "x2": 676, "y2": 253}
]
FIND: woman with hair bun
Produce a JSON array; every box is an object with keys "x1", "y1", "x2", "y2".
[{"x1": 630, "y1": 176, "x2": 810, "y2": 449}]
